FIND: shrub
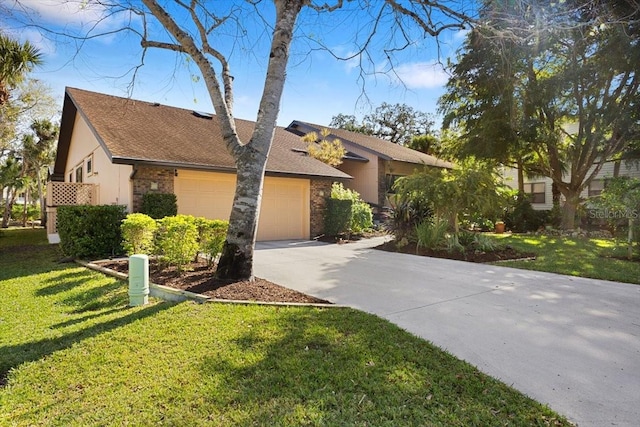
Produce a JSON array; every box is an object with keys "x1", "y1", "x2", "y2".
[
  {"x1": 57, "y1": 205, "x2": 126, "y2": 259},
  {"x1": 329, "y1": 183, "x2": 373, "y2": 234},
  {"x1": 394, "y1": 161, "x2": 508, "y2": 235},
  {"x1": 11, "y1": 204, "x2": 40, "y2": 224},
  {"x1": 471, "y1": 233, "x2": 498, "y2": 252},
  {"x1": 415, "y1": 217, "x2": 449, "y2": 250},
  {"x1": 350, "y1": 200, "x2": 373, "y2": 233},
  {"x1": 141, "y1": 193, "x2": 177, "y2": 219},
  {"x1": 387, "y1": 194, "x2": 433, "y2": 241},
  {"x1": 504, "y1": 194, "x2": 547, "y2": 232},
  {"x1": 194, "y1": 217, "x2": 228, "y2": 266},
  {"x1": 445, "y1": 234, "x2": 465, "y2": 253},
  {"x1": 121, "y1": 213, "x2": 157, "y2": 255},
  {"x1": 155, "y1": 215, "x2": 199, "y2": 272},
  {"x1": 325, "y1": 198, "x2": 352, "y2": 237},
  {"x1": 457, "y1": 230, "x2": 477, "y2": 247}
]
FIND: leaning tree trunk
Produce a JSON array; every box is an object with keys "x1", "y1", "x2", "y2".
[
  {"x1": 216, "y1": 148, "x2": 269, "y2": 280},
  {"x1": 215, "y1": 0, "x2": 304, "y2": 281},
  {"x1": 142, "y1": 0, "x2": 305, "y2": 280}
]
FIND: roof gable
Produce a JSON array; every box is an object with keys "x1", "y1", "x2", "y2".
[
  {"x1": 286, "y1": 120, "x2": 454, "y2": 169},
  {"x1": 53, "y1": 88, "x2": 351, "y2": 180}
]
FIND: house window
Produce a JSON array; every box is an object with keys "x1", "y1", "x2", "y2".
[
  {"x1": 75, "y1": 166, "x2": 83, "y2": 183},
  {"x1": 524, "y1": 182, "x2": 545, "y2": 204},
  {"x1": 86, "y1": 155, "x2": 93, "y2": 176},
  {"x1": 589, "y1": 179, "x2": 604, "y2": 197},
  {"x1": 69, "y1": 172, "x2": 73, "y2": 182}
]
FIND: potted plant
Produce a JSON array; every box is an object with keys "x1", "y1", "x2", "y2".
[{"x1": 494, "y1": 220, "x2": 505, "y2": 234}]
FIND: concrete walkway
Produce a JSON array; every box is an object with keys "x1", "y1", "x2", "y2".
[{"x1": 255, "y1": 237, "x2": 640, "y2": 427}]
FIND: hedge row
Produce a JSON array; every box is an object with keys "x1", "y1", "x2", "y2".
[
  {"x1": 57, "y1": 205, "x2": 127, "y2": 259},
  {"x1": 57, "y1": 205, "x2": 228, "y2": 270},
  {"x1": 122, "y1": 213, "x2": 228, "y2": 271}
]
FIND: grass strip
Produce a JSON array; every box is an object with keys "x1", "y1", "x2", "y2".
[{"x1": 493, "y1": 233, "x2": 640, "y2": 284}]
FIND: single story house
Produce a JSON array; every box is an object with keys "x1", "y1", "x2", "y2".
[
  {"x1": 285, "y1": 121, "x2": 454, "y2": 208},
  {"x1": 50, "y1": 87, "x2": 350, "y2": 242}
]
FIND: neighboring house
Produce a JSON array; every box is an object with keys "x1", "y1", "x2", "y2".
[
  {"x1": 285, "y1": 121, "x2": 454, "y2": 208},
  {"x1": 49, "y1": 88, "x2": 350, "y2": 242},
  {"x1": 502, "y1": 160, "x2": 640, "y2": 210}
]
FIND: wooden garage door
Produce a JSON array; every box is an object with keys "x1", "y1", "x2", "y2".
[{"x1": 175, "y1": 170, "x2": 309, "y2": 241}]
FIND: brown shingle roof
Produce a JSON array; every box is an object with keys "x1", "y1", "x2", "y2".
[
  {"x1": 290, "y1": 121, "x2": 454, "y2": 168},
  {"x1": 56, "y1": 88, "x2": 350, "y2": 180}
]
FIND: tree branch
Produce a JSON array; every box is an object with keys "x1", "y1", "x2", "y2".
[{"x1": 140, "y1": 0, "x2": 241, "y2": 156}]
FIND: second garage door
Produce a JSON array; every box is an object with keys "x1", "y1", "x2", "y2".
[{"x1": 175, "y1": 170, "x2": 310, "y2": 241}]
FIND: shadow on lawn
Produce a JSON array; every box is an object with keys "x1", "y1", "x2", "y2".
[
  {"x1": 0, "y1": 302, "x2": 174, "y2": 387},
  {"x1": 39, "y1": 270, "x2": 128, "y2": 314},
  {"x1": 0, "y1": 244, "x2": 66, "y2": 281},
  {"x1": 196, "y1": 308, "x2": 567, "y2": 425}
]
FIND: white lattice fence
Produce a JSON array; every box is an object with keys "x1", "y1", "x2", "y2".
[
  {"x1": 46, "y1": 208, "x2": 57, "y2": 235},
  {"x1": 46, "y1": 182, "x2": 97, "y2": 235},
  {"x1": 47, "y1": 182, "x2": 97, "y2": 206}
]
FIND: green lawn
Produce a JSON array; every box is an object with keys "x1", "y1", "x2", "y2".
[
  {"x1": 493, "y1": 233, "x2": 640, "y2": 284},
  {"x1": 0, "y1": 228, "x2": 570, "y2": 426}
]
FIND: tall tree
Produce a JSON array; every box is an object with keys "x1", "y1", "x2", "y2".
[
  {"x1": 22, "y1": 119, "x2": 58, "y2": 225},
  {"x1": 330, "y1": 102, "x2": 435, "y2": 145},
  {"x1": 14, "y1": 1, "x2": 471, "y2": 280},
  {"x1": 0, "y1": 32, "x2": 42, "y2": 106},
  {"x1": 136, "y1": 1, "x2": 471, "y2": 280},
  {"x1": 440, "y1": 0, "x2": 640, "y2": 229}
]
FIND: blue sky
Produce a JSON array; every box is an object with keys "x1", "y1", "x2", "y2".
[{"x1": 4, "y1": 1, "x2": 470, "y2": 128}]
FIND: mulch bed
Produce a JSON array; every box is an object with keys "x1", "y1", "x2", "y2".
[
  {"x1": 95, "y1": 233, "x2": 534, "y2": 304},
  {"x1": 375, "y1": 240, "x2": 536, "y2": 263},
  {"x1": 96, "y1": 259, "x2": 330, "y2": 304}
]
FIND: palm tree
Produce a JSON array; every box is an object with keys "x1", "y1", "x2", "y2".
[
  {"x1": 0, "y1": 33, "x2": 42, "y2": 106},
  {"x1": 22, "y1": 120, "x2": 58, "y2": 225}
]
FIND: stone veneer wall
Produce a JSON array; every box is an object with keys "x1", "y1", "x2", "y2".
[
  {"x1": 131, "y1": 166, "x2": 175, "y2": 212},
  {"x1": 310, "y1": 179, "x2": 332, "y2": 238}
]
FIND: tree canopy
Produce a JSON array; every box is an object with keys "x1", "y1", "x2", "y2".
[
  {"x1": 0, "y1": 32, "x2": 42, "y2": 106},
  {"x1": 330, "y1": 102, "x2": 435, "y2": 146},
  {"x1": 10, "y1": 0, "x2": 474, "y2": 279},
  {"x1": 439, "y1": 0, "x2": 640, "y2": 229}
]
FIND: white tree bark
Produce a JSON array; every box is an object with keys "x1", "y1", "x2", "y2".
[{"x1": 141, "y1": 0, "x2": 305, "y2": 280}]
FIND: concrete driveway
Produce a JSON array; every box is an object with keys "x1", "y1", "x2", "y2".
[{"x1": 255, "y1": 237, "x2": 640, "y2": 427}]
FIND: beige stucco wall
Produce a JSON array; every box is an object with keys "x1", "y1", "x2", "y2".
[
  {"x1": 175, "y1": 169, "x2": 310, "y2": 241},
  {"x1": 385, "y1": 160, "x2": 423, "y2": 177},
  {"x1": 65, "y1": 112, "x2": 132, "y2": 210},
  {"x1": 338, "y1": 149, "x2": 427, "y2": 206},
  {"x1": 337, "y1": 146, "x2": 379, "y2": 205}
]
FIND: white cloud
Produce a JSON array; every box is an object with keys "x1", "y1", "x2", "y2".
[
  {"x1": 17, "y1": 0, "x2": 134, "y2": 35},
  {"x1": 343, "y1": 51, "x2": 361, "y2": 74},
  {"x1": 393, "y1": 61, "x2": 449, "y2": 89}
]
